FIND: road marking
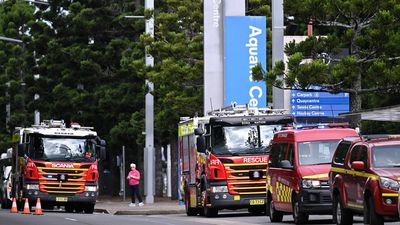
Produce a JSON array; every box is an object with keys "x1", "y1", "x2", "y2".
[{"x1": 65, "y1": 218, "x2": 78, "y2": 222}]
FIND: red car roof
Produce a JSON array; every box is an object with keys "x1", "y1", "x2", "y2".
[{"x1": 275, "y1": 128, "x2": 359, "y2": 142}]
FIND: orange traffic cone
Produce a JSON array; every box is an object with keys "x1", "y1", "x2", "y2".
[
  {"x1": 10, "y1": 198, "x2": 18, "y2": 213},
  {"x1": 34, "y1": 198, "x2": 43, "y2": 215},
  {"x1": 22, "y1": 198, "x2": 31, "y2": 214}
]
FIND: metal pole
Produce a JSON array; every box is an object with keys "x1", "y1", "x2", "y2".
[
  {"x1": 122, "y1": 145, "x2": 126, "y2": 201},
  {"x1": 5, "y1": 82, "x2": 10, "y2": 131},
  {"x1": 0, "y1": 36, "x2": 23, "y2": 44},
  {"x1": 167, "y1": 144, "x2": 171, "y2": 198},
  {"x1": 272, "y1": 0, "x2": 285, "y2": 109},
  {"x1": 144, "y1": 0, "x2": 155, "y2": 204},
  {"x1": 34, "y1": 73, "x2": 40, "y2": 125}
]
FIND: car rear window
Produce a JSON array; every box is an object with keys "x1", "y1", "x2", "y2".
[{"x1": 333, "y1": 141, "x2": 351, "y2": 165}]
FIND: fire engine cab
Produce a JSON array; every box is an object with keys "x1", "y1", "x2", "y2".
[
  {"x1": 178, "y1": 105, "x2": 293, "y2": 217},
  {"x1": 10, "y1": 120, "x2": 106, "y2": 213},
  {"x1": 266, "y1": 123, "x2": 358, "y2": 224}
]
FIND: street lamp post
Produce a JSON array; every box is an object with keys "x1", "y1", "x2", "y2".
[
  {"x1": 144, "y1": 0, "x2": 155, "y2": 205},
  {"x1": 125, "y1": 0, "x2": 155, "y2": 204}
]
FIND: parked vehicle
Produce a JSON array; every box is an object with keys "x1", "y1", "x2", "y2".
[
  {"x1": 0, "y1": 150, "x2": 12, "y2": 209},
  {"x1": 178, "y1": 105, "x2": 293, "y2": 217},
  {"x1": 330, "y1": 135, "x2": 400, "y2": 225},
  {"x1": 266, "y1": 124, "x2": 358, "y2": 224},
  {"x1": 10, "y1": 120, "x2": 106, "y2": 213}
]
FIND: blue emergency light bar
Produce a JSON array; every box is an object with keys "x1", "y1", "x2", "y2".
[{"x1": 295, "y1": 122, "x2": 350, "y2": 130}]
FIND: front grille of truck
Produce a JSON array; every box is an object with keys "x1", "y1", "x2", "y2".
[
  {"x1": 38, "y1": 167, "x2": 88, "y2": 194},
  {"x1": 224, "y1": 163, "x2": 267, "y2": 195}
]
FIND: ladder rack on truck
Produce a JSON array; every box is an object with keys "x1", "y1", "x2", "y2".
[{"x1": 207, "y1": 104, "x2": 289, "y2": 117}]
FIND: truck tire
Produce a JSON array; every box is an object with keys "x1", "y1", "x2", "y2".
[
  {"x1": 201, "y1": 190, "x2": 218, "y2": 217},
  {"x1": 267, "y1": 197, "x2": 283, "y2": 222},
  {"x1": 333, "y1": 193, "x2": 353, "y2": 225},
  {"x1": 1, "y1": 197, "x2": 11, "y2": 209},
  {"x1": 248, "y1": 206, "x2": 265, "y2": 215},
  {"x1": 293, "y1": 196, "x2": 308, "y2": 224},
  {"x1": 185, "y1": 192, "x2": 197, "y2": 216},
  {"x1": 366, "y1": 197, "x2": 383, "y2": 225},
  {"x1": 83, "y1": 203, "x2": 95, "y2": 214},
  {"x1": 203, "y1": 205, "x2": 218, "y2": 217},
  {"x1": 65, "y1": 205, "x2": 74, "y2": 213},
  {"x1": 75, "y1": 204, "x2": 83, "y2": 213}
]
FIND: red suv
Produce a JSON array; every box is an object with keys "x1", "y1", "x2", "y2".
[{"x1": 330, "y1": 135, "x2": 400, "y2": 225}]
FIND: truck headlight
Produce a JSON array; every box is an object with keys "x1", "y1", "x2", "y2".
[
  {"x1": 26, "y1": 184, "x2": 39, "y2": 190},
  {"x1": 379, "y1": 177, "x2": 400, "y2": 191},
  {"x1": 211, "y1": 186, "x2": 228, "y2": 193},
  {"x1": 302, "y1": 180, "x2": 320, "y2": 189},
  {"x1": 84, "y1": 186, "x2": 97, "y2": 192}
]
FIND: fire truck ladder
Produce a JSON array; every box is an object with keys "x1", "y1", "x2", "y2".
[{"x1": 207, "y1": 104, "x2": 289, "y2": 117}]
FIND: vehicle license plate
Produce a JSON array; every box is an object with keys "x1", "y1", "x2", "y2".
[
  {"x1": 249, "y1": 199, "x2": 264, "y2": 205},
  {"x1": 56, "y1": 197, "x2": 68, "y2": 202}
]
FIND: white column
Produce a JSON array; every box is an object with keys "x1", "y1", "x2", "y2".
[
  {"x1": 272, "y1": 0, "x2": 286, "y2": 109},
  {"x1": 167, "y1": 144, "x2": 171, "y2": 198},
  {"x1": 144, "y1": 0, "x2": 155, "y2": 204}
]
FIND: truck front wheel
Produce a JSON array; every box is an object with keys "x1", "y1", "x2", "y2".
[
  {"x1": 1, "y1": 197, "x2": 11, "y2": 209},
  {"x1": 201, "y1": 190, "x2": 218, "y2": 217},
  {"x1": 365, "y1": 197, "x2": 383, "y2": 225},
  {"x1": 83, "y1": 203, "x2": 95, "y2": 214},
  {"x1": 293, "y1": 196, "x2": 308, "y2": 224},
  {"x1": 65, "y1": 205, "x2": 74, "y2": 213},
  {"x1": 333, "y1": 193, "x2": 353, "y2": 225},
  {"x1": 268, "y1": 197, "x2": 283, "y2": 222}
]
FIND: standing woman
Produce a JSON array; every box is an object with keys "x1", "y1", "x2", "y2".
[{"x1": 127, "y1": 163, "x2": 144, "y2": 207}]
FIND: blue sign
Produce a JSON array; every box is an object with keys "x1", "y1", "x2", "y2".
[
  {"x1": 291, "y1": 90, "x2": 350, "y2": 117},
  {"x1": 224, "y1": 16, "x2": 267, "y2": 108}
]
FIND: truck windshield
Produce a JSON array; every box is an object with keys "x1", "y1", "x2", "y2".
[
  {"x1": 372, "y1": 145, "x2": 400, "y2": 168},
  {"x1": 211, "y1": 125, "x2": 282, "y2": 156},
  {"x1": 29, "y1": 136, "x2": 96, "y2": 162},
  {"x1": 298, "y1": 140, "x2": 339, "y2": 166}
]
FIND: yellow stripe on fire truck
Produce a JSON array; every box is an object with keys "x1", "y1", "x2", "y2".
[
  {"x1": 276, "y1": 181, "x2": 292, "y2": 203},
  {"x1": 266, "y1": 176, "x2": 273, "y2": 194}
]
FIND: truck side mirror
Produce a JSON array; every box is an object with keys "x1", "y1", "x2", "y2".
[
  {"x1": 196, "y1": 136, "x2": 206, "y2": 153},
  {"x1": 97, "y1": 139, "x2": 107, "y2": 160},
  {"x1": 279, "y1": 160, "x2": 294, "y2": 170},
  {"x1": 17, "y1": 143, "x2": 26, "y2": 157},
  {"x1": 99, "y1": 139, "x2": 106, "y2": 146},
  {"x1": 99, "y1": 146, "x2": 106, "y2": 160},
  {"x1": 351, "y1": 161, "x2": 365, "y2": 171},
  {"x1": 194, "y1": 128, "x2": 204, "y2": 136}
]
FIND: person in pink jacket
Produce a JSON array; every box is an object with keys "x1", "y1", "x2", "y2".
[{"x1": 127, "y1": 163, "x2": 144, "y2": 207}]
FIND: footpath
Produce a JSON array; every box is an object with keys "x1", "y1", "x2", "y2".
[{"x1": 94, "y1": 196, "x2": 185, "y2": 215}]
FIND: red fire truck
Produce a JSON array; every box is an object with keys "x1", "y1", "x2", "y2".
[
  {"x1": 178, "y1": 106, "x2": 293, "y2": 217},
  {"x1": 10, "y1": 120, "x2": 106, "y2": 213}
]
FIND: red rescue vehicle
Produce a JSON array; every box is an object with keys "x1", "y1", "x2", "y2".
[
  {"x1": 330, "y1": 135, "x2": 400, "y2": 225},
  {"x1": 178, "y1": 106, "x2": 293, "y2": 217},
  {"x1": 266, "y1": 124, "x2": 358, "y2": 224},
  {"x1": 10, "y1": 120, "x2": 106, "y2": 213}
]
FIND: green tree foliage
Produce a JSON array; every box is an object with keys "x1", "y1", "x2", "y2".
[
  {"x1": 0, "y1": 0, "x2": 147, "y2": 176},
  {"x1": 145, "y1": 0, "x2": 203, "y2": 146},
  {"x1": 0, "y1": 0, "x2": 35, "y2": 150},
  {"x1": 259, "y1": 0, "x2": 400, "y2": 126}
]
